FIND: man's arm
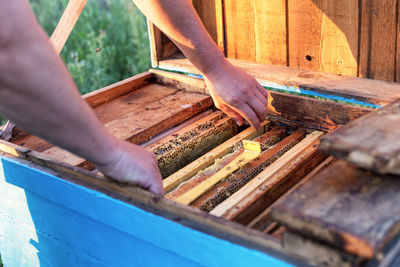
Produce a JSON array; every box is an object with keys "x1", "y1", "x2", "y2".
[
  {"x1": 0, "y1": 0, "x2": 163, "y2": 194},
  {"x1": 133, "y1": 0, "x2": 268, "y2": 129}
]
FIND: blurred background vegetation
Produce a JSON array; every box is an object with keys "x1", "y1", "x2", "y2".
[{"x1": 0, "y1": 0, "x2": 151, "y2": 125}]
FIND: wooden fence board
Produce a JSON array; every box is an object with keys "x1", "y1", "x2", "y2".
[
  {"x1": 359, "y1": 0, "x2": 398, "y2": 82},
  {"x1": 288, "y1": 0, "x2": 359, "y2": 76}
]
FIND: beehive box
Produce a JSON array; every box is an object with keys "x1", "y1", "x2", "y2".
[{"x1": 2, "y1": 1, "x2": 400, "y2": 266}]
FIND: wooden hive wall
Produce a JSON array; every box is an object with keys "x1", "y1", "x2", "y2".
[{"x1": 153, "y1": 0, "x2": 400, "y2": 83}]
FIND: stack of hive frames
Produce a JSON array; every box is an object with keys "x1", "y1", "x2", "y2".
[
  {"x1": 165, "y1": 124, "x2": 306, "y2": 210},
  {"x1": 155, "y1": 117, "x2": 325, "y2": 229}
]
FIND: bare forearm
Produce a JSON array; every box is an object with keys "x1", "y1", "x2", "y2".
[
  {"x1": 0, "y1": 0, "x2": 117, "y2": 166},
  {"x1": 133, "y1": 0, "x2": 268, "y2": 130},
  {"x1": 132, "y1": 0, "x2": 227, "y2": 75}
]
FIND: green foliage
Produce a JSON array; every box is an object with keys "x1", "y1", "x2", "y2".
[
  {"x1": 31, "y1": 0, "x2": 151, "y2": 94},
  {"x1": 0, "y1": 0, "x2": 151, "y2": 126}
]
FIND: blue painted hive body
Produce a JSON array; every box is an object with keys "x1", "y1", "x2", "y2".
[{"x1": 0, "y1": 156, "x2": 294, "y2": 267}]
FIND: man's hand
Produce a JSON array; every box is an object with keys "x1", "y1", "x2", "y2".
[
  {"x1": 96, "y1": 139, "x2": 163, "y2": 195},
  {"x1": 204, "y1": 60, "x2": 268, "y2": 129},
  {"x1": 132, "y1": 0, "x2": 268, "y2": 130}
]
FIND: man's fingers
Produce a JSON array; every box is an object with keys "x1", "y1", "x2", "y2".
[
  {"x1": 247, "y1": 97, "x2": 266, "y2": 122},
  {"x1": 257, "y1": 83, "x2": 269, "y2": 98},
  {"x1": 254, "y1": 89, "x2": 268, "y2": 107},
  {"x1": 234, "y1": 104, "x2": 260, "y2": 129},
  {"x1": 149, "y1": 180, "x2": 164, "y2": 195},
  {"x1": 221, "y1": 105, "x2": 244, "y2": 126}
]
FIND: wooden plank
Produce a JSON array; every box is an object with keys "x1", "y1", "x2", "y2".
[
  {"x1": 105, "y1": 91, "x2": 212, "y2": 142},
  {"x1": 0, "y1": 145, "x2": 299, "y2": 265},
  {"x1": 359, "y1": 0, "x2": 398, "y2": 82},
  {"x1": 41, "y1": 91, "x2": 213, "y2": 167},
  {"x1": 210, "y1": 131, "x2": 322, "y2": 218},
  {"x1": 147, "y1": 22, "x2": 180, "y2": 65},
  {"x1": 224, "y1": 0, "x2": 256, "y2": 61},
  {"x1": 223, "y1": 134, "x2": 327, "y2": 225},
  {"x1": 288, "y1": 0, "x2": 359, "y2": 76},
  {"x1": 267, "y1": 91, "x2": 369, "y2": 130},
  {"x1": 271, "y1": 160, "x2": 400, "y2": 259},
  {"x1": 159, "y1": 56, "x2": 400, "y2": 106},
  {"x1": 92, "y1": 84, "x2": 177, "y2": 124},
  {"x1": 247, "y1": 156, "x2": 335, "y2": 231},
  {"x1": 50, "y1": 0, "x2": 87, "y2": 54},
  {"x1": 224, "y1": 0, "x2": 287, "y2": 64},
  {"x1": 397, "y1": 0, "x2": 400, "y2": 83},
  {"x1": 153, "y1": 68, "x2": 371, "y2": 129},
  {"x1": 83, "y1": 72, "x2": 153, "y2": 107},
  {"x1": 254, "y1": 0, "x2": 287, "y2": 65},
  {"x1": 192, "y1": 0, "x2": 224, "y2": 52},
  {"x1": 320, "y1": 100, "x2": 400, "y2": 175},
  {"x1": 162, "y1": 122, "x2": 267, "y2": 193}
]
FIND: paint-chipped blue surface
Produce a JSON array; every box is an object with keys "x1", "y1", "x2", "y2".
[
  {"x1": 0, "y1": 157, "x2": 293, "y2": 267},
  {"x1": 155, "y1": 66, "x2": 381, "y2": 109}
]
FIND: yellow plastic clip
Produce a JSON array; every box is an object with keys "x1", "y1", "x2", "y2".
[{"x1": 175, "y1": 140, "x2": 261, "y2": 205}]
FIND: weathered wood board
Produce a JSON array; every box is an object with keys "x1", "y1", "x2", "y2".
[
  {"x1": 288, "y1": 0, "x2": 359, "y2": 76},
  {"x1": 320, "y1": 100, "x2": 400, "y2": 174},
  {"x1": 271, "y1": 160, "x2": 400, "y2": 259},
  {"x1": 158, "y1": 57, "x2": 400, "y2": 107}
]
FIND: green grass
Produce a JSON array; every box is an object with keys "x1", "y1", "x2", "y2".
[{"x1": 1, "y1": 0, "x2": 151, "y2": 126}]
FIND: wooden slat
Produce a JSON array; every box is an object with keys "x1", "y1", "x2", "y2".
[
  {"x1": 288, "y1": 0, "x2": 359, "y2": 76},
  {"x1": 163, "y1": 121, "x2": 268, "y2": 193},
  {"x1": 224, "y1": 0, "x2": 287, "y2": 64},
  {"x1": 147, "y1": 22, "x2": 180, "y2": 66},
  {"x1": 50, "y1": 0, "x2": 87, "y2": 54},
  {"x1": 83, "y1": 72, "x2": 153, "y2": 107},
  {"x1": 271, "y1": 160, "x2": 400, "y2": 259},
  {"x1": 224, "y1": 0, "x2": 256, "y2": 61},
  {"x1": 359, "y1": 0, "x2": 398, "y2": 82},
  {"x1": 247, "y1": 156, "x2": 335, "y2": 231},
  {"x1": 223, "y1": 134, "x2": 326, "y2": 224},
  {"x1": 397, "y1": 0, "x2": 400, "y2": 83},
  {"x1": 209, "y1": 130, "x2": 320, "y2": 218},
  {"x1": 92, "y1": 84, "x2": 176, "y2": 124},
  {"x1": 158, "y1": 56, "x2": 400, "y2": 106},
  {"x1": 192, "y1": 0, "x2": 224, "y2": 52},
  {"x1": 320, "y1": 99, "x2": 400, "y2": 174},
  {"x1": 254, "y1": 0, "x2": 287, "y2": 65},
  {"x1": 41, "y1": 90, "x2": 213, "y2": 167},
  {"x1": 153, "y1": 68, "x2": 371, "y2": 129}
]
